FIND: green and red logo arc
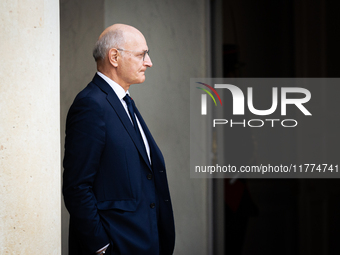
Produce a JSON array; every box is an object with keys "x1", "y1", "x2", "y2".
[{"x1": 196, "y1": 82, "x2": 223, "y2": 106}]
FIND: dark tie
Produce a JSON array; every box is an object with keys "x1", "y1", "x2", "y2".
[
  {"x1": 124, "y1": 94, "x2": 144, "y2": 140},
  {"x1": 124, "y1": 95, "x2": 151, "y2": 166}
]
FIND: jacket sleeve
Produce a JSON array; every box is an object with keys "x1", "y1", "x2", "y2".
[{"x1": 62, "y1": 96, "x2": 110, "y2": 254}]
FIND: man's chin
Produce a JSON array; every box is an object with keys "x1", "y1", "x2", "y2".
[{"x1": 133, "y1": 77, "x2": 146, "y2": 84}]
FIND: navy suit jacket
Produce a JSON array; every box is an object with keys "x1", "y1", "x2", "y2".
[{"x1": 63, "y1": 74, "x2": 175, "y2": 255}]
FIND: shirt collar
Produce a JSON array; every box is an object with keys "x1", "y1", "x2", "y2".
[{"x1": 97, "y1": 71, "x2": 130, "y2": 99}]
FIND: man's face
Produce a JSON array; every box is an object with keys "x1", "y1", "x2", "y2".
[{"x1": 117, "y1": 32, "x2": 152, "y2": 87}]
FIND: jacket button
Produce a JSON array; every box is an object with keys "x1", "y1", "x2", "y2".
[
  {"x1": 147, "y1": 174, "x2": 153, "y2": 180},
  {"x1": 150, "y1": 203, "x2": 155, "y2": 209}
]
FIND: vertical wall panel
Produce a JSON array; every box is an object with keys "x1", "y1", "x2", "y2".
[{"x1": 0, "y1": 0, "x2": 60, "y2": 253}]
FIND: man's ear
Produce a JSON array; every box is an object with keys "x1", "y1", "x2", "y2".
[{"x1": 108, "y1": 48, "x2": 119, "y2": 67}]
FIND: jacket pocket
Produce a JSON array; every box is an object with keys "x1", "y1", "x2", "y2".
[{"x1": 97, "y1": 199, "x2": 137, "y2": 212}]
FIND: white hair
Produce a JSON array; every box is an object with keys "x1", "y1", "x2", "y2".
[{"x1": 92, "y1": 29, "x2": 125, "y2": 62}]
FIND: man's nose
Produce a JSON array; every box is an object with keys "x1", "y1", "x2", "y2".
[{"x1": 144, "y1": 53, "x2": 152, "y2": 67}]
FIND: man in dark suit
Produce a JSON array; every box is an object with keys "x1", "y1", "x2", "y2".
[{"x1": 63, "y1": 24, "x2": 175, "y2": 255}]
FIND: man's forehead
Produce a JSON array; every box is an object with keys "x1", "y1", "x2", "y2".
[{"x1": 123, "y1": 31, "x2": 148, "y2": 50}]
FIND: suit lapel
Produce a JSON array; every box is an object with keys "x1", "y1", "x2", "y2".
[{"x1": 92, "y1": 74, "x2": 152, "y2": 171}]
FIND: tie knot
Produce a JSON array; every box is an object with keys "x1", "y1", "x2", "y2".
[{"x1": 124, "y1": 94, "x2": 132, "y2": 105}]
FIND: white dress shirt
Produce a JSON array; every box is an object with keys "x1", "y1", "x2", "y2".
[{"x1": 97, "y1": 72, "x2": 151, "y2": 164}]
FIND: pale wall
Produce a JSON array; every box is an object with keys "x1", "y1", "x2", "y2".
[{"x1": 0, "y1": 0, "x2": 60, "y2": 254}]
